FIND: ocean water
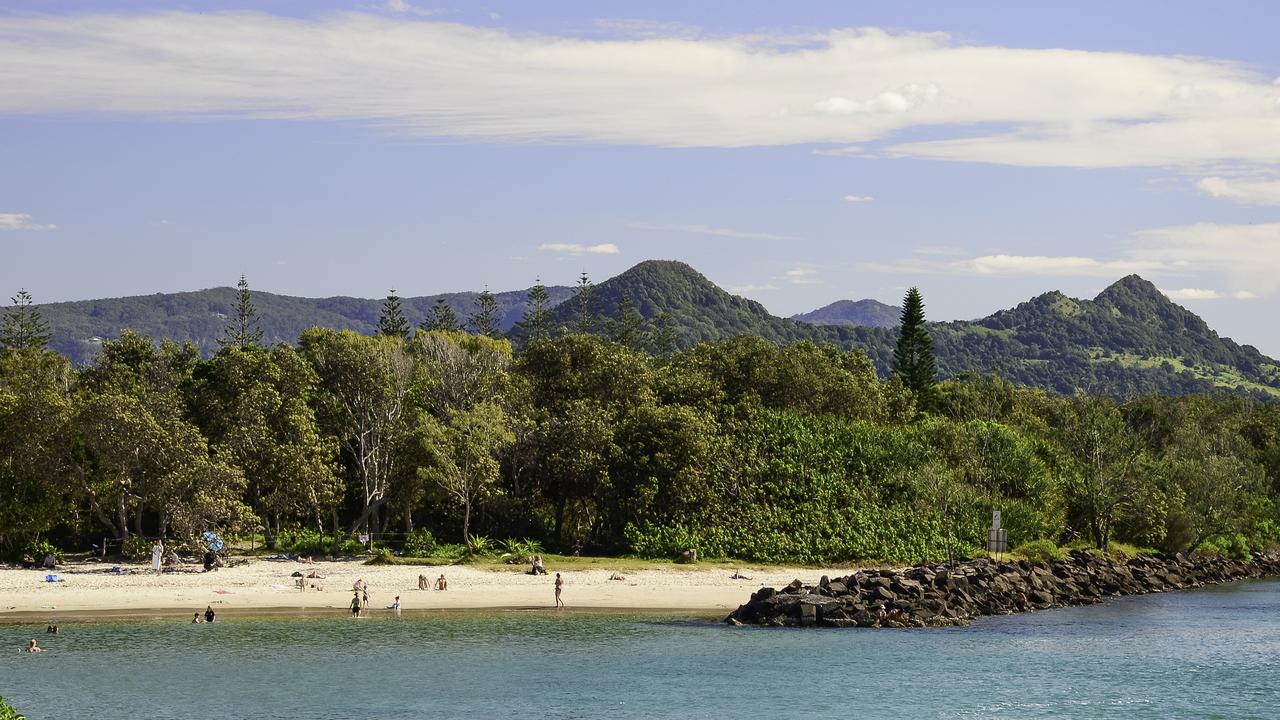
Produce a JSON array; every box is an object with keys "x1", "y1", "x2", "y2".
[{"x1": 2, "y1": 580, "x2": 1278, "y2": 720}]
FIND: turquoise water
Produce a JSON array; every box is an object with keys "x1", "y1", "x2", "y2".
[{"x1": 3, "y1": 580, "x2": 1278, "y2": 719}]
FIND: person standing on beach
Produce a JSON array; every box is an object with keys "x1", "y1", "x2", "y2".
[
  {"x1": 554, "y1": 573, "x2": 564, "y2": 609},
  {"x1": 151, "y1": 539, "x2": 164, "y2": 576}
]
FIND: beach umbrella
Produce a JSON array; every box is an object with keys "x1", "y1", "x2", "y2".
[{"x1": 202, "y1": 531, "x2": 225, "y2": 552}]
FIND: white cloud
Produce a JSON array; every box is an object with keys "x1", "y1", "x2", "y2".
[
  {"x1": 857, "y1": 221, "x2": 1280, "y2": 298},
  {"x1": 1196, "y1": 175, "x2": 1280, "y2": 205},
  {"x1": 537, "y1": 243, "x2": 619, "y2": 255},
  {"x1": 729, "y1": 284, "x2": 778, "y2": 294},
  {"x1": 842, "y1": 194, "x2": 873, "y2": 203},
  {"x1": 0, "y1": 213, "x2": 55, "y2": 231},
  {"x1": 1162, "y1": 287, "x2": 1222, "y2": 300},
  {"x1": 630, "y1": 222, "x2": 797, "y2": 241},
  {"x1": 0, "y1": 13, "x2": 1276, "y2": 172},
  {"x1": 782, "y1": 266, "x2": 822, "y2": 285}
]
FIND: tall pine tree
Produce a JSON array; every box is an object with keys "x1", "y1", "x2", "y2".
[
  {"x1": 608, "y1": 291, "x2": 643, "y2": 350},
  {"x1": 218, "y1": 275, "x2": 264, "y2": 349},
  {"x1": 378, "y1": 290, "x2": 410, "y2": 339},
  {"x1": 0, "y1": 289, "x2": 52, "y2": 351},
  {"x1": 892, "y1": 286, "x2": 937, "y2": 410},
  {"x1": 420, "y1": 298, "x2": 462, "y2": 332},
  {"x1": 468, "y1": 289, "x2": 501, "y2": 338},
  {"x1": 516, "y1": 277, "x2": 552, "y2": 343},
  {"x1": 645, "y1": 311, "x2": 679, "y2": 358},
  {"x1": 572, "y1": 272, "x2": 595, "y2": 335}
]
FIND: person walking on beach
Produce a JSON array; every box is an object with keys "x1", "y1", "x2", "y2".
[
  {"x1": 151, "y1": 539, "x2": 164, "y2": 576},
  {"x1": 362, "y1": 581, "x2": 369, "y2": 607},
  {"x1": 350, "y1": 592, "x2": 363, "y2": 618},
  {"x1": 554, "y1": 573, "x2": 564, "y2": 609}
]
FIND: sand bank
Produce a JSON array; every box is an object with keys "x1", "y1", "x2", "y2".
[{"x1": 0, "y1": 557, "x2": 826, "y2": 619}]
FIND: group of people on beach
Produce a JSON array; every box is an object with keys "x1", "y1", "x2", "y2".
[{"x1": 417, "y1": 573, "x2": 448, "y2": 590}]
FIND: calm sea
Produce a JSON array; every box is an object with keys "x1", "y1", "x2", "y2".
[{"x1": 3, "y1": 579, "x2": 1278, "y2": 719}]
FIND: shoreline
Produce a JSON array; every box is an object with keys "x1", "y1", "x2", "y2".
[{"x1": 0, "y1": 556, "x2": 819, "y2": 620}]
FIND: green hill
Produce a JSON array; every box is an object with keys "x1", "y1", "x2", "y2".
[
  {"x1": 791, "y1": 299, "x2": 901, "y2": 328},
  {"x1": 37, "y1": 285, "x2": 573, "y2": 364},
  {"x1": 20, "y1": 261, "x2": 1280, "y2": 398}
]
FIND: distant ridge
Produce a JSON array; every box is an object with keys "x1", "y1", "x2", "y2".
[
  {"x1": 35, "y1": 285, "x2": 573, "y2": 364},
  {"x1": 18, "y1": 261, "x2": 1280, "y2": 399},
  {"x1": 792, "y1": 299, "x2": 900, "y2": 328}
]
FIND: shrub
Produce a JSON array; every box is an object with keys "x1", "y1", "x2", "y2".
[
  {"x1": 277, "y1": 528, "x2": 330, "y2": 556},
  {"x1": 1012, "y1": 539, "x2": 1063, "y2": 562},
  {"x1": 122, "y1": 535, "x2": 153, "y2": 561},
  {"x1": 499, "y1": 538, "x2": 544, "y2": 564},
  {"x1": 466, "y1": 535, "x2": 493, "y2": 556},
  {"x1": 336, "y1": 538, "x2": 367, "y2": 556},
  {"x1": 402, "y1": 530, "x2": 437, "y2": 557},
  {"x1": 21, "y1": 539, "x2": 62, "y2": 564},
  {"x1": 0, "y1": 695, "x2": 27, "y2": 720}
]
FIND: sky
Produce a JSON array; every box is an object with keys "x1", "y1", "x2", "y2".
[{"x1": 2, "y1": 1, "x2": 1280, "y2": 352}]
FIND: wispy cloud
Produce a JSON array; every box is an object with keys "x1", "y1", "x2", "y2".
[
  {"x1": 1162, "y1": 287, "x2": 1222, "y2": 300},
  {"x1": 782, "y1": 266, "x2": 822, "y2": 285},
  {"x1": 842, "y1": 194, "x2": 874, "y2": 203},
  {"x1": 913, "y1": 245, "x2": 965, "y2": 256},
  {"x1": 1196, "y1": 175, "x2": 1280, "y2": 206},
  {"x1": 0, "y1": 213, "x2": 56, "y2": 231},
  {"x1": 729, "y1": 284, "x2": 779, "y2": 294},
  {"x1": 0, "y1": 12, "x2": 1276, "y2": 177},
  {"x1": 857, "y1": 221, "x2": 1280, "y2": 298},
  {"x1": 630, "y1": 222, "x2": 797, "y2": 241},
  {"x1": 537, "y1": 243, "x2": 619, "y2": 255}
]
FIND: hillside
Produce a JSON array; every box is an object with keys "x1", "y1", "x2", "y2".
[
  {"x1": 37, "y1": 285, "x2": 573, "y2": 364},
  {"x1": 20, "y1": 261, "x2": 1280, "y2": 399},
  {"x1": 792, "y1": 299, "x2": 901, "y2": 328}
]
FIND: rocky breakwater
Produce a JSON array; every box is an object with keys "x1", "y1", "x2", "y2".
[{"x1": 726, "y1": 550, "x2": 1280, "y2": 628}]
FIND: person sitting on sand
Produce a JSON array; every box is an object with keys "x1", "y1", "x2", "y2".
[
  {"x1": 21, "y1": 554, "x2": 36, "y2": 569},
  {"x1": 42, "y1": 553, "x2": 57, "y2": 570},
  {"x1": 531, "y1": 554, "x2": 546, "y2": 576},
  {"x1": 26, "y1": 639, "x2": 44, "y2": 653},
  {"x1": 608, "y1": 573, "x2": 625, "y2": 581},
  {"x1": 436, "y1": 574, "x2": 448, "y2": 591},
  {"x1": 730, "y1": 569, "x2": 751, "y2": 580},
  {"x1": 418, "y1": 574, "x2": 429, "y2": 590}
]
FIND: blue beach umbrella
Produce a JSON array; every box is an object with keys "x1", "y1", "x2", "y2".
[{"x1": 202, "y1": 531, "x2": 225, "y2": 552}]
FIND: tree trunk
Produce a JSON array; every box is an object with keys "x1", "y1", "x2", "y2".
[
  {"x1": 264, "y1": 514, "x2": 277, "y2": 551},
  {"x1": 462, "y1": 498, "x2": 472, "y2": 551},
  {"x1": 133, "y1": 504, "x2": 144, "y2": 538}
]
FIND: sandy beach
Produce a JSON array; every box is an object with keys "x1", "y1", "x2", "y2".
[{"x1": 0, "y1": 557, "x2": 828, "y2": 619}]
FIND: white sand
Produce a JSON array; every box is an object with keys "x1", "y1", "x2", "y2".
[{"x1": 0, "y1": 558, "x2": 830, "y2": 618}]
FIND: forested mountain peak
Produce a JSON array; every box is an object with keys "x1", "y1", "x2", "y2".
[{"x1": 791, "y1": 298, "x2": 901, "y2": 328}]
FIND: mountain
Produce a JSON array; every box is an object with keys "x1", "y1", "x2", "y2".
[
  {"x1": 36, "y1": 285, "x2": 573, "y2": 364},
  {"x1": 792, "y1": 299, "x2": 901, "y2": 328},
  {"x1": 20, "y1": 262, "x2": 1280, "y2": 399}
]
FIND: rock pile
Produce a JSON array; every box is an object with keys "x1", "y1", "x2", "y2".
[{"x1": 726, "y1": 550, "x2": 1280, "y2": 628}]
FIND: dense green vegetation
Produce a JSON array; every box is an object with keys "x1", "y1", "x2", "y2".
[
  {"x1": 4, "y1": 277, "x2": 1280, "y2": 566},
  {"x1": 26, "y1": 261, "x2": 1280, "y2": 398},
  {"x1": 0, "y1": 695, "x2": 26, "y2": 720}
]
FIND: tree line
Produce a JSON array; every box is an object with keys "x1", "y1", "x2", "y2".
[{"x1": 2, "y1": 281, "x2": 1278, "y2": 564}]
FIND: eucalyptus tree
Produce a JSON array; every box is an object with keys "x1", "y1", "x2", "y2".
[
  {"x1": 76, "y1": 332, "x2": 249, "y2": 541},
  {"x1": 300, "y1": 328, "x2": 416, "y2": 539},
  {"x1": 0, "y1": 347, "x2": 75, "y2": 552},
  {"x1": 190, "y1": 345, "x2": 342, "y2": 546}
]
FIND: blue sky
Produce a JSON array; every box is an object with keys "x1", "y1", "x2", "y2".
[{"x1": 3, "y1": 1, "x2": 1280, "y2": 352}]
